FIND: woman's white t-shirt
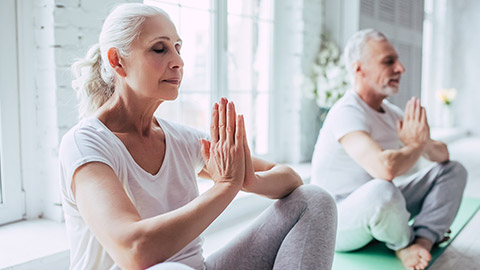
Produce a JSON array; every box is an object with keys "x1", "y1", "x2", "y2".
[{"x1": 59, "y1": 117, "x2": 208, "y2": 270}]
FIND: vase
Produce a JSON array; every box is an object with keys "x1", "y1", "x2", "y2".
[{"x1": 440, "y1": 105, "x2": 454, "y2": 128}]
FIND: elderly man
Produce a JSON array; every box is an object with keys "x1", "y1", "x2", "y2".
[{"x1": 311, "y1": 29, "x2": 467, "y2": 270}]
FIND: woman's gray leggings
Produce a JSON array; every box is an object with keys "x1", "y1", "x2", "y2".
[
  {"x1": 205, "y1": 184, "x2": 337, "y2": 270},
  {"x1": 149, "y1": 185, "x2": 337, "y2": 270}
]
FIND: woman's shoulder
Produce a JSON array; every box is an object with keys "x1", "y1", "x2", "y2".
[
  {"x1": 61, "y1": 118, "x2": 108, "y2": 141},
  {"x1": 59, "y1": 118, "x2": 117, "y2": 157}
]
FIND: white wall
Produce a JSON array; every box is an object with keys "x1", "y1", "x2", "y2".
[
  {"x1": 19, "y1": 0, "x2": 141, "y2": 221},
  {"x1": 298, "y1": 0, "x2": 324, "y2": 162}
]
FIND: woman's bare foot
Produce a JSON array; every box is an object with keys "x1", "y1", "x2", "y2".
[{"x1": 395, "y1": 237, "x2": 433, "y2": 270}]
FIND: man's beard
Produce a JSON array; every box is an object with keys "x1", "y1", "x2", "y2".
[{"x1": 379, "y1": 85, "x2": 399, "y2": 96}]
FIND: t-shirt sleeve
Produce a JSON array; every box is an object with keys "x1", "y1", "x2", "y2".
[
  {"x1": 330, "y1": 105, "x2": 370, "y2": 141},
  {"x1": 59, "y1": 127, "x2": 117, "y2": 201}
]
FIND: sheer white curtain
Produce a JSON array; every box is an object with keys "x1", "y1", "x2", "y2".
[{"x1": 422, "y1": 0, "x2": 480, "y2": 132}]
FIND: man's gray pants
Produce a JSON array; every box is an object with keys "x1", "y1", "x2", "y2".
[{"x1": 335, "y1": 160, "x2": 467, "y2": 251}]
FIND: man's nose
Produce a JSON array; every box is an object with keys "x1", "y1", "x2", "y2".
[{"x1": 396, "y1": 61, "x2": 406, "y2": 73}]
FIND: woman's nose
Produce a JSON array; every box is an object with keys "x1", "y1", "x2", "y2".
[{"x1": 170, "y1": 52, "x2": 184, "y2": 69}]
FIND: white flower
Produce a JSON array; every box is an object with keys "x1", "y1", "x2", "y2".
[
  {"x1": 305, "y1": 33, "x2": 349, "y2": 109},
  {"x1": 436, "y1": 88, "x2": 457, "y2": 106}
]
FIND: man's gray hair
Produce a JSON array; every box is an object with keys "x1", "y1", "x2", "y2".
[{"x1": 343, "y1": 29, "x2": 388, "y2": 83}]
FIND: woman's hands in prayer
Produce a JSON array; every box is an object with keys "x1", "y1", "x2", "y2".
[{"x1": 201, "y1": 98, "x2": 247, "y2": 190}]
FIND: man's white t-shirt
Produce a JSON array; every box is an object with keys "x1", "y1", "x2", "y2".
[
  {"x1": 59, "y1": 117, "x2": 208, "y2": 270},
  {"x1": 311, "y1": 90, "x2": 404, "y2": 200}
]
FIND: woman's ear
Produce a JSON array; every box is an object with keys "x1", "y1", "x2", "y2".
[{"x1": 107, "y1": 47, "x2": 127, "y2": 77}]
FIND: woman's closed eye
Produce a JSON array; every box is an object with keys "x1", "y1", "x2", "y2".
[
  {"x1": 153, "y1": 47, "x2": 166, "y2": 53},
  {"x1": 152, "y1": 44, "x2": 181, "y2": 55}
]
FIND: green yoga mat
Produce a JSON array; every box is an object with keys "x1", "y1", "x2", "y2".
[{"x1": 332, "y1": 197, "x2": 480, "y2": 270}]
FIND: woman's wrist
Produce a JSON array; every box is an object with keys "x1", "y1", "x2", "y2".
[{"x1": 213, "y1": 178, "x2": 243, "y2": 195}]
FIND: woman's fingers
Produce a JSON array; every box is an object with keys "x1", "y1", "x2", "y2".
[
  {"x1": 243, "y1": 116, "x2": 250, "y2": 155},
  {"x1": 210, "y1": 103, "x2": 219, "y2": 143},
  {"x1": 200, "y1": 139, "x2": 211, "y2": 162},
  {"x1": 219, "y1": 98, "x2": 227, "y2": 142},
  {"x1": 226, "y1": 102, "x2": 236, "y2": 145},
  {"x1": 235, "y1": 114, "x2": 244, "y2": 148}
]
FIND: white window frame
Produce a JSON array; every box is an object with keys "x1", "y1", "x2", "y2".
[
  {"x1": 146, "y1": 0, "x2": 278, "y2": 161},
  {"x1": 0, "y1": 0, "x2": 26, "y2": 225}
]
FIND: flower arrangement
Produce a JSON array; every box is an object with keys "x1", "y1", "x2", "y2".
[
  {"x1": 303, "y1": 33, "x2": 350, "y2": 109},
  {"x1": 436, "y1": 88, "x2": 457, "y2": 128},
  {"x1": 436, "y1": 88, "x2": 457, "y2": 106}
]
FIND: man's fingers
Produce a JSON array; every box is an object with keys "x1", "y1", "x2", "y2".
[
  {"x1": 210, "y1": 103, "x2": 219, "y2": 143},
  {"x1": 421, "y1": 107, "x2": 428, "y2": 124},
  {"x1": 414, "y1": 98, "x2": 421, "y2": 121},
  {"x1": 396, "y1": 120, "x2": 403, "y2": 133},
  {"x1": 226, "y1": 102, "x2": 236, "y2": 144},
  {"x1": 405, "y1": 97, "x2": 414, "y2": 121}
]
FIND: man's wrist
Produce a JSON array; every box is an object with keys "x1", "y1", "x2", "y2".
[{"x1": 405, "y1": 141, "x2": 426, "y2": 152}]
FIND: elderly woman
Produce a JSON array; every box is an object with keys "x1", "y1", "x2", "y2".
[{"x1": 59, "y1": 3, "x2": 336, "y2": 270}]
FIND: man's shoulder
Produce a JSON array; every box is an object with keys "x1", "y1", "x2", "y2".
[{"x1": 329, "y1": 92, "x2": 367, "y2": 117}]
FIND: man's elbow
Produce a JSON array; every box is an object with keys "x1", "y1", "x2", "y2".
[
  {"x1": 379, "y1": 156, "x2": 399, "y2": 181},
  {"x1": 374, "y1": 168, "x2": 396, "y2": 181}
]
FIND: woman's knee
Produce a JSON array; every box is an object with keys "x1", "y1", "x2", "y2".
[{"x1": 291, "y1": 185, "x2": 336, "y2": 212}]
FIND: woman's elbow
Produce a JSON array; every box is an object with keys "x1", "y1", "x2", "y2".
[{"x1": 114, "y1": 229, "x2": 171, "y2": 269}]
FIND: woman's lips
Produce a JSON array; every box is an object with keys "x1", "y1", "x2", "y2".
[{"x1": 163, "y1": 79, "x2": 180, "y2": 84}]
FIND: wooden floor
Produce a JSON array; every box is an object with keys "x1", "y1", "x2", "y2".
[{"x1": 429, "y1": 136, "x2": 480, "y2": 270}]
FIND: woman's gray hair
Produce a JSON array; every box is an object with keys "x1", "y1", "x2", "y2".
[
  {"x1": 71, "y1": 3, "x2": 169, "y2": 119},
  {"x1": 343, "y1": 29, "x2": 388, "y2": 83}
]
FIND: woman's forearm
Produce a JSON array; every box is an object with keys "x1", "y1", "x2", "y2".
[
  {"x1": 120, "y1": 182, "x2": 241, "y2": 269},
  {"x1": 245, "y1": 164, "x2": 303, "y2": 199}
]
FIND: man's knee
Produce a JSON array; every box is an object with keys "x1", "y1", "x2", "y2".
[
  {"x1": 443, "y1": 160, "x2": 468, "y2": 190},
  {"x1": 364, "y1": 179, "x2": 405, "y2": 208}
]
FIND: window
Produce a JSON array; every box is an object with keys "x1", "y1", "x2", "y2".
[
  {"x1": 145, "y1": 0, "x2": 274, "y2": 159},
  {"x1": 0, "y1": 0, "x2": 25, "y2": 225}
]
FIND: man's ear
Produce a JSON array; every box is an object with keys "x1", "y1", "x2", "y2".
[
  {"x1": 353, "y1": 61, "x2": 363, "y2": 78},
  {"x1": 107, "y1": 47, "x2": 127, "y2": 77}
]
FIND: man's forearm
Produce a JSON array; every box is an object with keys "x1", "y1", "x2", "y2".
[
  {"x1": 381, "y1": 143, "x2": 425, "y2": 180},
  {"x1": 423, "y1": 139, "x2": 449, "y2": 163}
]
